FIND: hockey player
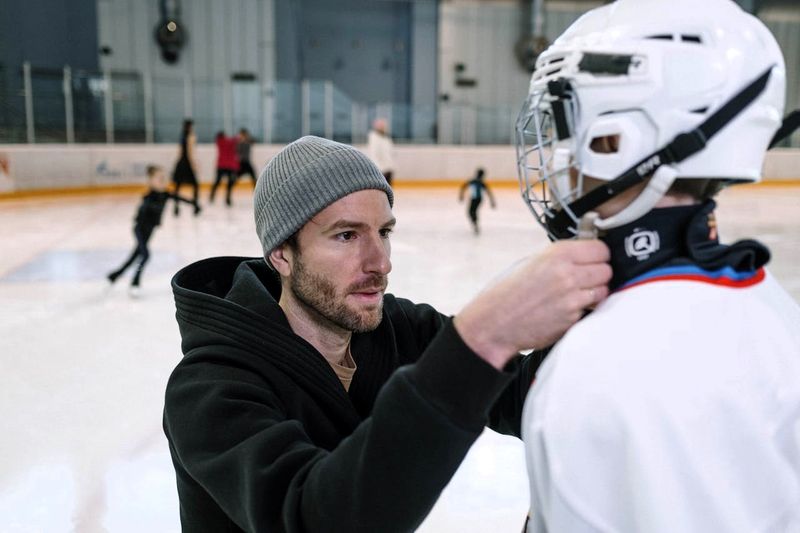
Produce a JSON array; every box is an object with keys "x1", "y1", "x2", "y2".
[{"x1": 515, "y1": 0, "x2": 800, "y2": 531}]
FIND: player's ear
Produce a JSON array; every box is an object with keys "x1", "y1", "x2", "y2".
[{"x1": 269, "y1": 245, "x2": 293, "y2": 277}]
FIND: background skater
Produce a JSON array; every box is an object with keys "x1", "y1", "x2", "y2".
[
  {"x1": 171, "y1": 119, "x2": 201, "y2": 217},
  {"x1": 107, "y1": 165, "x2": 199, "y2": 296},
  {"x1": 236, "y1": 128, "x2": 257, "y2": 188},
  {"x1": 367, "y1": 117, "x2": 395, "y2": 186},
  {"x1": 210, "y1": 131, "x2": 239, "y2": 207},
  {"x1": 458, "y1": 168, "x2": 496, "y2": 235}
]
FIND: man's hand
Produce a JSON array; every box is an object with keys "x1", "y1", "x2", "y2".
[{"x1": 454, "y1": 240, "x2": 611, "y2": 369}]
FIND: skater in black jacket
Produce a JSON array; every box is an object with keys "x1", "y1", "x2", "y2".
[{"x1": 107, "y1": 165, "x2": 199, "y2": 296}]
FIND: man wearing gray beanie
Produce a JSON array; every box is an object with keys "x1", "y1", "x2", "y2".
[{"x1": 164, "y1": 135, "x2": 611, "y2": 532}]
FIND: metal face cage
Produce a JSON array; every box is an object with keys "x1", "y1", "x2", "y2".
[{"x1": 515, "y1": 83, "x2": 584, "y2": 240}]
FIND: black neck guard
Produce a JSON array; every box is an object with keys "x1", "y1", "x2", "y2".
[{"x1": 599, "y1": 200, "x2": 770, "y2": 291}]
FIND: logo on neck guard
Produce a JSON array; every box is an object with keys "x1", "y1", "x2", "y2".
[{"x1": 625, "y1": 229, "x2": 660, "y2": 261}]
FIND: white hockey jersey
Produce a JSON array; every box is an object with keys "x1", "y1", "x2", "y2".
[{"x1": 522, "y1": 265, "x2": 800, "y2": 533}]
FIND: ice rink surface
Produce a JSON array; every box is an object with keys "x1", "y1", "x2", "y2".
[{"x1": 1, "y1": 184, "x2": 799, "y2": 532}]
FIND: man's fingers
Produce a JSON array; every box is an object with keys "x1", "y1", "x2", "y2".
[
  {"x1": 577, "y1": 262, "x2": 613, "y2": 289},
  {"x1": 573, "y1": 284, "x2": 609, "y2": 311},
  {"x1": 585, "y1": 284, "x2": 609, "y2": 307},
  {"x1": 556, "y1": 239, "x2": 611, "y2": 264}
]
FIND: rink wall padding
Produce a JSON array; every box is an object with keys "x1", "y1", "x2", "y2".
[{"x1": 0, "y1": 144, "x2": 798, "y2": 196}]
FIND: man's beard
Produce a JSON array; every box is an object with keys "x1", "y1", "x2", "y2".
[{"x1": 290, "y1": 256, "x2": 386, "y2": 333}]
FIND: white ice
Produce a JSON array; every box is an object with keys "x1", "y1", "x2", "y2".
[{"x1": 1, "y1": 185, "x2": 798, "y2": 532}]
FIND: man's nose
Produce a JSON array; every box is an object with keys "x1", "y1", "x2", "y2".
[{"x1": 362, "y1": 233, "x2": 391, "y2": 275}]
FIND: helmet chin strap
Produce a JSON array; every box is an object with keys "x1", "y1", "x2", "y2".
[{"x1": 594, "y1": 165, "x2": 678, "y2": 231}]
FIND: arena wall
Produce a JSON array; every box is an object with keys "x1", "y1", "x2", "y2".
[{"x1": 0, "y1": 144, "x2": 798, "y2": 194}]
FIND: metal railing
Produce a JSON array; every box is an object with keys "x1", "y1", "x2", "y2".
[
  {"x1": 8, "y1": 61, "x2": 791, "y2": 148},
  {"x1": 0, "y1": 62, "x2": 526, "y2": 146}
]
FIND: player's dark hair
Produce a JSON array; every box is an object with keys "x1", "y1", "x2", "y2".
[
  {"x1": 146, "y1": 164, "x2": 161, "y2": 178},
  {"x1": 668, "y1": 179, "x2": 725, "y2": 201}
]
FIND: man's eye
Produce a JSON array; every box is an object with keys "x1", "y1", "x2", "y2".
[
  {"x1": 337, "y1": 231, "x2": 355, "y2": 241},
  {"x1": 379, "y1": 228, "x2": 394, "y2": 238}
]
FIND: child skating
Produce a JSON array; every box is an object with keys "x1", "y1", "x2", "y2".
[
  {"x1": 107, "y1": 164, "x2": 199, "y2": 296},
  {"x1": 458, "y1": 168, "x2": 496, "y2": 235}
]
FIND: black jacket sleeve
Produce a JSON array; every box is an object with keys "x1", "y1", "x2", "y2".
[
  {"x1": 164, "y1": 320, "x2": 514, "y2": 533},
  {"x1": 394, "y1": 297, "x2": 549, "y2": 437},
  {"x1": 166, "y1": 190, "x2": 197, "y2": 205},
  {"x1": 488, "y1": 348, "x2": 551, "y2": 436}
]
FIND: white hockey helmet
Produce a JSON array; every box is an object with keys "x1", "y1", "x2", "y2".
[{"x1": 515, "y1": 0, "x2": 787, "y2": 240}]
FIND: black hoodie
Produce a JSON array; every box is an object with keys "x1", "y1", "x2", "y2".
[{"x1": 164, "y1": 257, "x2": 544, "y2": 533}]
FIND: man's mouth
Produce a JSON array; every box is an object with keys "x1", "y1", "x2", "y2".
[{"x1": 349, "y1": 286, "x2": 386, "y2": 304}]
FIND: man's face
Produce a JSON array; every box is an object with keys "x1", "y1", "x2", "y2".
[{"x1": 283, "y1": 189, "x2": 395, "y2": 333}]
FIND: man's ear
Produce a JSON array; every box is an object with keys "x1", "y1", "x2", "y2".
[{"x1": 268, "y1": 245, "x2": 293, "y2": 277}]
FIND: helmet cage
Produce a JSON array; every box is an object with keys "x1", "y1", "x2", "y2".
[{"x1": 516, "y1": 81, "x2": 585, "y2": 240}]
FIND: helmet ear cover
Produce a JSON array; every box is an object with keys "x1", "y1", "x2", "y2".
[{"x1": 581, "y1": 112, "x2": 657, "y2": 181}]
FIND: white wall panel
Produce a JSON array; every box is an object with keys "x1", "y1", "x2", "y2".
[
  {"x1": 96, "y1": 0, "x2": 273, "y2": 142},
  {"x1": 438, "y1": 1, "x2": 553, "y2": 144},
  {"x1": 1, "y1": 144, "x2": 797, "y2": 193}
]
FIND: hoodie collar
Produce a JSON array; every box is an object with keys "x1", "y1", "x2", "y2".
[{"x1": 224, "y1": 259, "x2": 288, "y2": 325}]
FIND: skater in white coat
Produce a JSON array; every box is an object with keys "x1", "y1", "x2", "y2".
[{"x1": 367, "y1": 118, "x2": 395, "y2": 186}]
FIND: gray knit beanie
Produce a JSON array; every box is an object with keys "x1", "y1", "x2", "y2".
[{"x1": 254, "y1": 135, "x2": 394, "y2": 258}]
